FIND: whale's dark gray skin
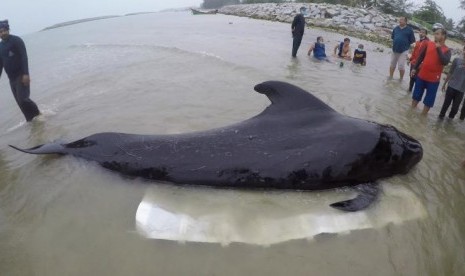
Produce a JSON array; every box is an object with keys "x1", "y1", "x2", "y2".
[{"x1": 10, "y1": 81, "x2": 423, "y2": 212}]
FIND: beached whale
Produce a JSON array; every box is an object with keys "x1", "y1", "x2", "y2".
[{"x1": 10, "y1": 81, "x2": 423, "y2": 212}]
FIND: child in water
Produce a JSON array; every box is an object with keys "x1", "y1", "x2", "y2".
[
  {"x1": 352, "y1": 44, "x2": 367, "y2": 66},
  {"x1": 307, "y1": 36, "x2": 330, "y2": 61}
]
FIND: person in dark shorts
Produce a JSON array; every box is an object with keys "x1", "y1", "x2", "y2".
[
  {"x1": 291, "y1": 7, "x2": 307, "y2": 58},
  {"x1": 352, "y1": 44, "x2": 367, "y2": 66},
  {"x1": 411, "y1": 24, "x2": 451, "y2": 115},
  {"x1": 438, "y1": 46, "x2": 465, "y2": 119},
  {"x1": 0, "y1": 20, "x2": 40, "y2": 122}
]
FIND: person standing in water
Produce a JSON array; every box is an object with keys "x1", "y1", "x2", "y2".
[
  {"x1": 334, "y1": 38, "x2": 352, "y2": 60},
  {"x1": 389, "y1": 17, "x2": 415, "y2": 81},
  {"x1": 0, "y1": 20, "x2": 40, "y2": 122},
  {"x1": 291, "y1": 7, "x2": 307, "y2": 58},
  {"x1": 438, "y1": 45, "x2": 465, "y2": 120},
  {"x1": 352, "y1": 44, "x2": 367, "y2": 66},
  {"x1": 408, "y1": 28, "x2": 429, "y2": 92},
  {"x1": 307, "y1": 36, "x2": 329, "y2": 61},
  {"x1": 411, "y1": 25, "x2": 451, "y2": 115}
]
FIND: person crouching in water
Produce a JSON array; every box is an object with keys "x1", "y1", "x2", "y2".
[
  {"x1": 334, "y1": 38, "x2": 352, "y2": 61},
  {"x1": 352, "y1": 44, "x2": 367, "y2": 66},
  {"x1": 408, "y1": 28, "x2": 429, "y2": 92},
  {"x1": 307, "y1": 36, "x2": 329, "y2": 61},
  {"x1": 411, "y1": 25, "x2": 451, "y2": 115},
  {"x1": 438, "y1": 45, "x2": 465, "y2": 120},
  {"x1": 0, "y1": 20, "x2": 40, "y2": 122}
]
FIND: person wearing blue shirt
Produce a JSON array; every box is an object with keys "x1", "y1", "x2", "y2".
[
  {"x1": 0, "y1": 20, "x2": 40, "y2": 122},
  {"x1": 389, "y1": 17, "x2": 415, "y2": 81},
  {"x1": 307, "y1": 36, "x2": 329, "y2": 61}
]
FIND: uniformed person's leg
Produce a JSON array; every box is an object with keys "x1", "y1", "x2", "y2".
[{"x1": 10, "y1": 76, "x2": 40, "y2": 121}]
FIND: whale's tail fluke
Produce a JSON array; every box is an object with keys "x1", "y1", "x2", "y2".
[
  {"x1": 330, "y1": 183, "x2": 379, "y2": 212},
  {"x1": 9, "y1": 142, "x2": 67, "y2": 155}
]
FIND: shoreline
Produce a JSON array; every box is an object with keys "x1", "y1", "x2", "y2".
[
  {"x1": 219, "y1": 3, "x2": 463, "y2": 51},
  {"x1": 41, "y1": 16, "x2": 122, "y2": 31}
]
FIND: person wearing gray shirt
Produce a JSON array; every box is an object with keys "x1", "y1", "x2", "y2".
[{"x1": 438, "y1": 47, "x2": 465, "y2": 119}]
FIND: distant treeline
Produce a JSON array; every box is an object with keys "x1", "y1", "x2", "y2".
[{"x1": 201, "y1": 0, "x2": 465, "y2": 34}]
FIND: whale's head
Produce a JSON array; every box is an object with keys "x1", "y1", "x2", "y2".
[{"x1": 370, "y1": 125, "x2": 423, "y2": 176}]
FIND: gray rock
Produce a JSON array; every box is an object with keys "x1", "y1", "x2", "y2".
[
  {"x1": 371, "y1": 16, "x2": 385, "y2": 23},
  {"x1": 364, "y1": 24, "x2": 376, "y2": 31},
  {"x1": 368, "y1": 8, "x2": 379, "y2": 16},
  {"x1": 361, "y1": 15, "x2": 372, "y2": 23},
  {"x1": 325, "y1": 8, "x2": 340, "y2": 18},
  {"x1": 333, "y1": 17, "x2": 346, "y2": 24},
  {"x1": 219, "y1": 3, "x2": 410, "y2": 46},
  {"x1": 346, "y1": 25, "x2": 358, "y2": 32},
  {"x1": 311, "y1": 8, "x2": 321, "y2": 15}
]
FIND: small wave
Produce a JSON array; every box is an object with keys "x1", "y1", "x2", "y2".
[
  {"x1": 197, "y1": 51, "x2": 224, "y2": 60},
  {"x1": 38, "y1": 105, "x2": 58, "y2": 117},
  {"x1": 68, "y1": 43, "x2": 226, "y2": 61},
  {"x1": 6, "y1": 120, "x2": 26, "y2": 133},
  {"x1": 69, "y1": 43, "x2": 181, "y2": 52},
  {"x1": 4, "y1": 105, "x2": 57, "y2": 133}
]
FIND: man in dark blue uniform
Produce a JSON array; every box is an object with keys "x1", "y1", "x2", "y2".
[
  {"x1": 291, "y1": 7, "x2": 307, "y2": 58},
  {"x1": 0, "y1": 20, "x2": 40, "y2": 122}
]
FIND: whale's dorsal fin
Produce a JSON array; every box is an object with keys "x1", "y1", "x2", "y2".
[{"x1": 254, "y1": 81, "x2": 335, "y2": 113}]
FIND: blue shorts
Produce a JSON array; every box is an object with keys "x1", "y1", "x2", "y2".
[{"x1": 412, "y1": 77, "x2": 440, "y2": 108}]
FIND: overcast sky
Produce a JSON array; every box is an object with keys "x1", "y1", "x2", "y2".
[
  {"x1": 1, "y1": 0, "x2": 462, "y2": 35},
  {"x1": 2, "y1": 0, "x2": 203, "y2": 35}
]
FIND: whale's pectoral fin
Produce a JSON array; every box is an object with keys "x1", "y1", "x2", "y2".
[
  {"x1": 330, "y1": 183, "x2": 380, "y2": 212},
  {"x1": 9, "y1": 142, "x2": 66, "y2": 155}
]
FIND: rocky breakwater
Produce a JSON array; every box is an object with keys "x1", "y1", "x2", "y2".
[{"x1": 219, "y1": 3, "x2": 425, "y2": 46}]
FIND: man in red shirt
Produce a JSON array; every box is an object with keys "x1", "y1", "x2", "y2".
[
  {"x1": 408, "y1": 29, "x2": 429, "y2": 92},
  {"x1": 411, "y1": 26, "x2": 451, "y2": 115}
]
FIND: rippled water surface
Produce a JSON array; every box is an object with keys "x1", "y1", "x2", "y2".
[{"x1": 0, "y1": 12, "x2": 464, "y2": 275}]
